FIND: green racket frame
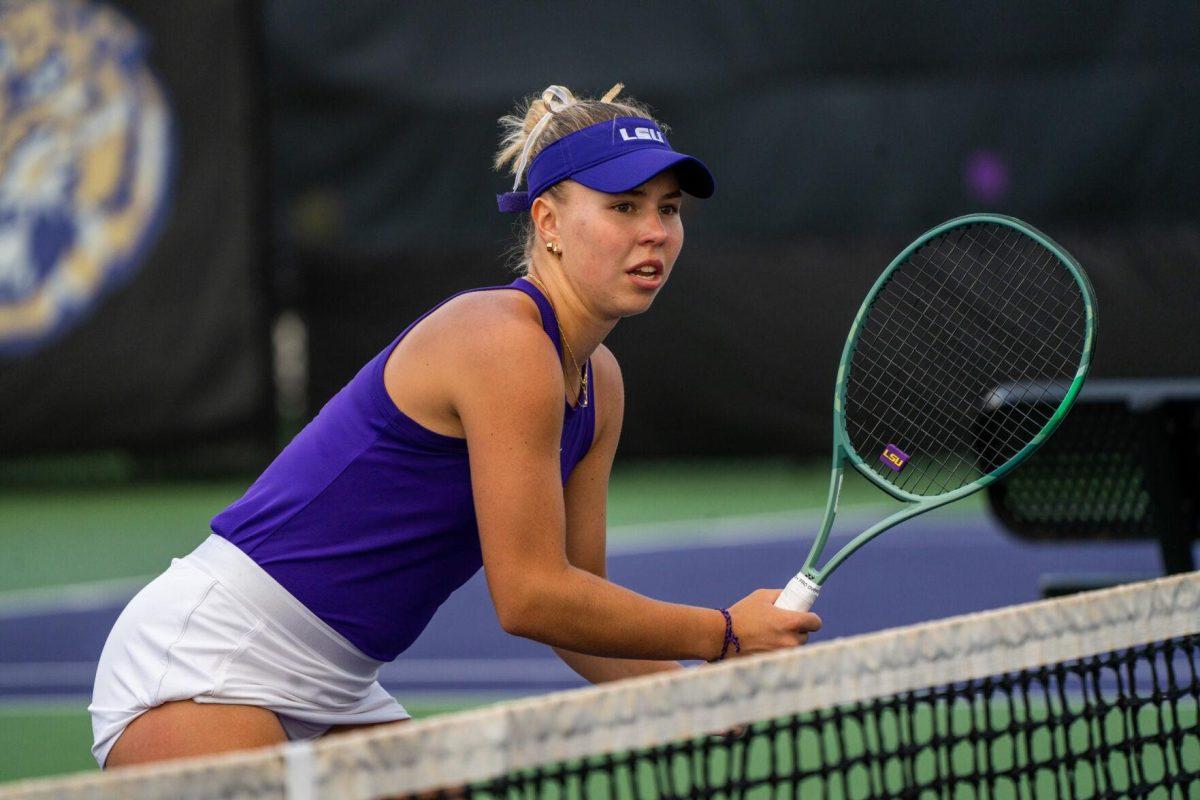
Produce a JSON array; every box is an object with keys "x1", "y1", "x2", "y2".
[{"x1": 798, "y1": 214, "x2": 1097, "y2": 591}]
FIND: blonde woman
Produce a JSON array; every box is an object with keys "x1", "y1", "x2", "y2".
[{"x1": 90, "y1": 84, "x2": 822, "y2": 768}]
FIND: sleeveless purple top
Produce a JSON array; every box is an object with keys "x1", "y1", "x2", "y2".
[{"x1": 211, "y1": 279, "x2": 596, "y2": 661}]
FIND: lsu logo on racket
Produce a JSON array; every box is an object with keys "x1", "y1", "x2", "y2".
[{"x1": 879, "y1": 444, "x2": 910, "y2": 472}]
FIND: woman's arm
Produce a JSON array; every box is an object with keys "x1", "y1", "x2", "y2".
[
  {"x1": 455, "y1": 310, "x2": 721, "y2": 660},
  {"x1": 555, "y1": 346, "x2": 682, "y2": 682},
  {"x1": 450, "y1": 300, "x2": 819, "y2": 662}
]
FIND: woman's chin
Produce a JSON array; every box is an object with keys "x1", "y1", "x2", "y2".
[{"x1": 616, "y1": 288, "x2": 663, "y2": 318}]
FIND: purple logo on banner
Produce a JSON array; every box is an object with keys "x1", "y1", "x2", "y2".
[{"x1": 880, "y1": 444, "x2": 910, "y2": 472}]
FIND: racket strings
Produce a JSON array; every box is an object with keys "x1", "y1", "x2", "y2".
[
  {"x1": 851, "y1": 345, "x2": 1002, "y2": 495},
  {"x1": 855, "y1": 230, "x2": 1082, "y2": 493},
  {"x1": 871, "y1": 245, "x2": 1084, "y2": 468},
  {"x1": 949, "y1": 228, "x2": 1086, "y2": 394},
  {"x1": 850, "y1": 259, "x2": 1071, "y2": 490},
  {"x1": 917, "y1": 228, "x2": 1083, "y2": 369},
  {"x1": 867, "y1": 263, "x2": 1079, "y2": 494},
  {"x1": 850, "y1": 348, "x2": 994, "y2": 493},
  {"x1": 850, "y1": 347, "x2": 988, "y2": 464},
  {"x1": 862, "y1": 261, "x2": 1080, "y2": 412},
  {"x1": 930, "y1": 250, "x2": 1081, "y2": 366},
  {"x1": 844, "y1": 222, "x2": 1088, "y2": 497},
  {"x1": 953, "y1": 229, "x2": 1086, "y2": 354}
]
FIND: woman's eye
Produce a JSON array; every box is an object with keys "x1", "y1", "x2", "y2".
[
  {"x1": 612, "y1": 202, "x2": 633, "y2": 213},
  {"x1": 660, "y1": 205, "x2": 680, "y2": 216}
]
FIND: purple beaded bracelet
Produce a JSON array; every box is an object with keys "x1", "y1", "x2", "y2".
[{"x1": 714, "y1": 608, "x2": 741, "y2": 662}]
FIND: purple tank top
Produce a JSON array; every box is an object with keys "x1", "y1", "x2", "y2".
[{"x1": 211, "y1": 279, "x2": 596, "y2": 661}]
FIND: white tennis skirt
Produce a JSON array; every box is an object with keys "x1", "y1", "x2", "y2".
[{"x1": 89, "y1": 535, "x2": 410, "y2": 767}]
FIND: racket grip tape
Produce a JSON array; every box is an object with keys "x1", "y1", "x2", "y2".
[{"x1": 776, "y1": 572, "x2": 820, "y2": 611}]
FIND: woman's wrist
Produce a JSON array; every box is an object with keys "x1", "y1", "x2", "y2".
[
  {"x1": 710, "y1": 608, "x2": 741, "y2": 662},
  {"x1": 697, "y1": 607, "x2": 733, "y2": 662},
  {"x1": 691, "y1": 607, "x2": 724, "y2": 662}
]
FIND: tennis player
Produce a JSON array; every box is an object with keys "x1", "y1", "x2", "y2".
[{"x1": 90, "y1": 84, "x2": 823, "y2": 768}]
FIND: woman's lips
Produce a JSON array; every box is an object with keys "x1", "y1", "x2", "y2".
[
  {"x1": 626, "y1": 260, "x2": 664, "y2": 289},
  {"x1": 627, "y1": 271, "x2": 662, "y2": 289}
]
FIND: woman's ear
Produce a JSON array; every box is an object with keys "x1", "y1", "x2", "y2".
[{"x1": 531, "y1": 194, "x2": 559, "y2": 247}]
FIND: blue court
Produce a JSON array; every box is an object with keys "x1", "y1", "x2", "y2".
[{"x1": 0, "y1": 509, "x2": 1177, "y2": 704}]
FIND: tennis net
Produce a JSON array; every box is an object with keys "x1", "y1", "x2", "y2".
[{"x1": 2, "y1": 571, "x2": 1197, "y2": 799}]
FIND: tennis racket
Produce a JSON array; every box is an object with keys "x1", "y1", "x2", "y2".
[{"x1": 776, "y1": 214, "x2": 1097, "y2": 612}]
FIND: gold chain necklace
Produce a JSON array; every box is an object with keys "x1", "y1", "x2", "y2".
[{"x1": 524, "y1": 274, "x2": 588, "y2": 408}]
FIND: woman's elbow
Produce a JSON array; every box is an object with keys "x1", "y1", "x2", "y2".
[
  {"x1": 492, "y1": 583, "x2": 545, "y2": 639},
  {"x1": 487, "y1": 558, "x2": 571, "y2": 639}
]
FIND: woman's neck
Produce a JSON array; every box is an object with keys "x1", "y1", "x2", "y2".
[{"x1": 525, "y1": 263, "x2": 616, "y2": 364}]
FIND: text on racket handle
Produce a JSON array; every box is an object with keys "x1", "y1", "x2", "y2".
[{"x1": 776, "y1": 572, "x2": 821, "y2": 612}]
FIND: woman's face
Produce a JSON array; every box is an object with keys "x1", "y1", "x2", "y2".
[{"x1": 551, "y1": 171, "x2": 684, "y2": 318}]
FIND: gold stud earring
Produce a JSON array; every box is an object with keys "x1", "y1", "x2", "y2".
[
  {"x1": 545, "y1": 241, "x2": 555, "y2": 253},
  {"x1": 545, "y1": 241, "x2": 562, "y2": 256}
]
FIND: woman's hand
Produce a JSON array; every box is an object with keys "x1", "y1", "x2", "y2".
[{"x1": 723, "y1": 589, "x2": 822, "y2": 659}]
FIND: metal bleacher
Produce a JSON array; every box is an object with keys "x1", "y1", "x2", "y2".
[{"x1": 984, "y1": 379, "x2": 1200, "y2": 596}]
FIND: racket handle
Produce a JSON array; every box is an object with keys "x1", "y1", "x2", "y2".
[{"x1": 776, "y1": 573, "x2": 820, "y2": 611}]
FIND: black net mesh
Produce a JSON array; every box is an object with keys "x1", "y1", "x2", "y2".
[
  {"x1": 843, "y1": 221, "x2": 1090, "y2": 498},
  {"x1": 438, "y1": 636, "x2": 1199, "y2": 800}
]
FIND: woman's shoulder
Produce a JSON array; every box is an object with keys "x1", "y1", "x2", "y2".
[
  {"x1": 409, "y1": 287, "x2": 545, "y2": 353},
  {"x1": 404, "y1": 287, "x2": 558, "y2": 395},
  {"x1": 384, "y1": 286, "x2": 562, "y2": 434}
]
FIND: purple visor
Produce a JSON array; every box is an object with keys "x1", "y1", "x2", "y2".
[{"x1": 497, "y1": 116, "x2": 715, "y2": 213}]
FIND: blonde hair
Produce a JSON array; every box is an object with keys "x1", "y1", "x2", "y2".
[{"x1": 494, "y1": 84, "x2": 665, "y2": 273}]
